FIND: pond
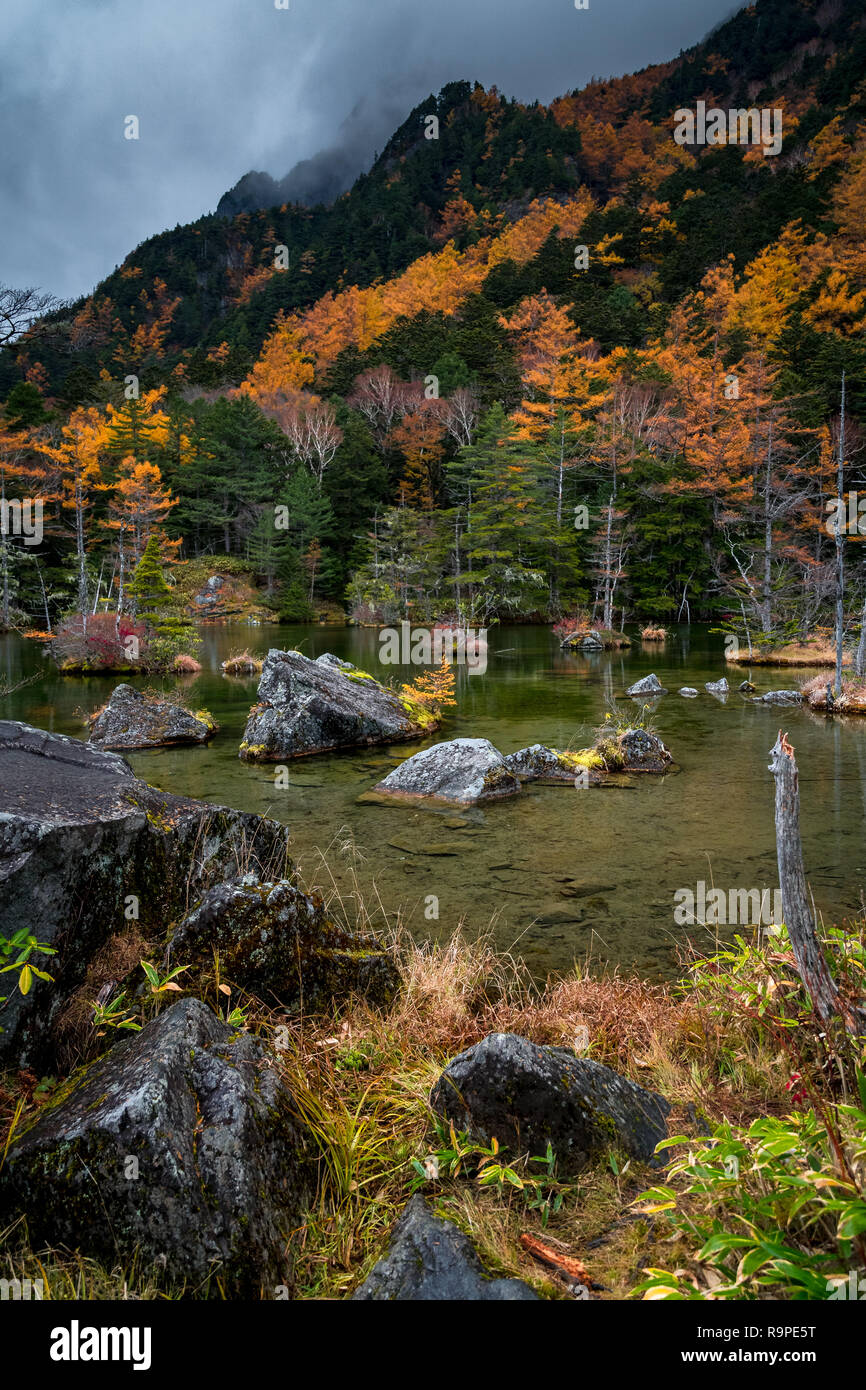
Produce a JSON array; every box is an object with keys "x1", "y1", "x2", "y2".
[{"x1": 2, "y1": 622, "x2": 864, "y2": 981}]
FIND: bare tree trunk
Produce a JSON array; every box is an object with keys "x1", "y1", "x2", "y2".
[
  {"x1": 35, "y1": 556, "x2": 51, "y2": 633},
  {"x1": 0, "y1": 468, "x2": 9, "y2": 630},
  {"x1": 769, "y1": 731, "x2": 851, "y2": 1028},
  {"x1": 834, "y1": 373, "x2": 846, "y2": 698},
  {"x1": 856, "y1": 588, "x2": 866, "y2": 680}
]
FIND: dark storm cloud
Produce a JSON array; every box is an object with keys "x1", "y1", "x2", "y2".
[{"x1": 0, "y1": 0, "x2": 738, "y2": 302}]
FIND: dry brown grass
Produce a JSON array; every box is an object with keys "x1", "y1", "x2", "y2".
[
  {"x1": 53, "y1": 924, "x2": 153, "y2": 1069},
  {"x1": 801, "y1": 670, "x2": 866, "y2": 712},
  {"x1": 221, "y1": 650, "x2": 263, "y2": 676},
  {"x1": 727, "y1": 635, "x2": 850, "y2": 667},
  {"x1": 173, "y1": 653, "x2": 202, "y2": 674},
  {"x1": 641, "y1": 626, "x2": 667, "y2": 641}
]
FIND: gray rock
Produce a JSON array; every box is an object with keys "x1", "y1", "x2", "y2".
[
  {"x1": 502, "y1": 744, "x2": 595, "y2": 784},
  {"x1": 619, "y1": 728, "x2": 672, "y2": 772},
  {"x1": 89, "y1": 683, "x2": 216, "y2": 750},
  {"x1": 679, "y1": 687, "x2": 699, "y2": 698},
  {"x1": 0, "y1": 998, "x2": 315, "y2": 1294},
  {"x1": 374, "y1": 738, "x2": 521, "y2": 805},
  {"x1": 430, "y1": 1033, "x2": 670, "y2": 1172},
  {"x1": 0, "y1": 721, "x2": 292, "y2": 1068},
  {"x1": 705, "y1": 678, "x2": 729, "y2": 697},
  {"x1": 626, "y1": 673, "x2": 667, "y2": 696},
  {"x1": 352, "y1": 1195, "x2": 539, "y2": 1300},
  {"x1": 168, "y1": 874, "x2": 400, "y2": 1009},
  {"x1": 738, "y1": 680, "x2": 756, "y2": 694},
  {"x1": 240, "y1": 649, "x2": 438, "y2": 760},
  {"x1": 750, "y1": 689, "x2": 803, "y2": 706},
  {"x1": 562, "y1": 631, "x2": 603, "y2": 651}
]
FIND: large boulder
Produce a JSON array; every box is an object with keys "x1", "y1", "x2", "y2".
[
  {"x1": 373, "y1": 738, "x2": 521, "y2": 805},
  {"x1": 626, "y1": 673, "x2": 667, "y2": 697},
  {"x1": 352, "y1": 1195, "x2": 538, "y2": 1301},
  {"x1": 430, "y1": 1033, "x2": 670, "y2": 1172},
  {"x1": 168, "y1": 874, "x2": 400, "y2": 1009},
  {"x1": 88, "y1": 683, "x2": 216, "y2": 750},
  {"x1": 0, "y1": 721, "x2": 292, "y2": 1068},
  {"x1": 751, "y1": 689, "x2": 803, "y2": 706},
  {"x1": 240, "y1": 650, "x2": 438, "y2": 760},
  {"x1": 0, "y1": 998, "x2": 315, "y2": 1294}
]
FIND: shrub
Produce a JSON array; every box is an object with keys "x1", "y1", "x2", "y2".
[{"x1": 53, "y1": 613, "x2": 150, "y2": 673}]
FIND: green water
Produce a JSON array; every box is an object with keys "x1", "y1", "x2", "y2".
[{"x1": 2, "y1": 623, "x2": 864, "y2": 980}]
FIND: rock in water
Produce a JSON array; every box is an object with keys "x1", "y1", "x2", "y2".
[
  {"x1": 239, "y1": 650, "x2": 438, "y2": 760},
  {"x1": 751, "y1": 689, "x2": 803, "y2": 706},
  {"x1": 352, "y1": 1195, "x2": 538, "y2": 1300},
  {"x1": 679, "y1": 687, "x2": 699, "y2": 698},
  {"x1": 705, "y1": 678, "x2": 729, "y2": 697},
  {"x1": 0, "y1": 999, "x2": 315, "y2": 1294},
  {"x1": 618, "y1": 728, "x2": 672, "y2": 772},
  {"x1": 430, "y1": 1033, "x2": 670, "y2": 1172},
  {"x1": 0, "y1": 721, "x2": 291, "y2": 1068},
  {"x1": 168, "y1": 874, "x2": 400, "y2": 1009},
  {"x1": 561, "y1": 631, "x2": 603, "y2": 651},
  {"x1": 373, "y1": 738, "x2": 521, "y2": 805},
  {"x1": 738, "y1": 680, "x2": 756, "y2": 694},
  {"x1": 626, "y1": 673, "x2": 667, "y2": 696},
  {"x1": 89, "y1": 683, "x2": 216, "y2": 750},
  {"x1": 503, "y1": 744, "x2": 599, "y2": 783}
]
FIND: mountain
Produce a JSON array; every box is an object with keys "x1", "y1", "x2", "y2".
[{"x1": 4, "y1": 0, "x2": 864, "y2": 408}]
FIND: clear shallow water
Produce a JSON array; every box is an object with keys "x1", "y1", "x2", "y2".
[{"x1": 2, "y1": 623, "x2": 864, "y2": 981}]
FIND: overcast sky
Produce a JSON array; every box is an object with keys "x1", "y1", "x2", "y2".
[{"x1": 0, "y1": 0, "x2": 739, "y2": 303}]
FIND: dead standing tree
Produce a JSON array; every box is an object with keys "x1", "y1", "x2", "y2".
[{"x1": 769, "y1": 730, "x2": 857, "y2": 1031}]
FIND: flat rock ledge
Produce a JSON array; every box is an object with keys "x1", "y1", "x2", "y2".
[
  {"x1": 0, "y1": 722, "x2": 290, "y2": 1068},
  {"x1": 430, "y1": 1032, "x2": 670, "y2": 1173},
  {"x1": 239, "y1": 650, "x2": 439, "y2": 760},
  {"x1": 89, "y1": 683, "x2": 216, "y2": 750},
  {"x1": 0, "y1": 998, "x2": 316, "y2": 1294},
  {"x1": 352, "y1": 1195, "x2": 538, "y2": 1300}
]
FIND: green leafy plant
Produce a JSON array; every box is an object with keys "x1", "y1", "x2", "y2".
[
  {"x1": 140, "y1": 959, "x2": 189, "y2": 995},
  {"x1": 92, "y1": 992, "x2": 141, "y2": 1035},
  {"x1": 410, "y1": 1121, "x2": 575, "y2": 1224},
  {"x1": 0, "y1": 928, "x2": 56, "y2": 998},
  {"x1": 632, "y1": 1097, "x2": 866, "y2": 1300}
]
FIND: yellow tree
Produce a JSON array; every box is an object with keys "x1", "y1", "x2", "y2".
[
  {"x1": 103, "y1": 457, "x2": 179, "y2": 615},
  {"x1": 41, "y1": 408, "x2": 108, "y2": 629}
]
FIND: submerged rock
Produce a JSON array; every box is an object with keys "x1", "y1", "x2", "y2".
[
  {"x1": 88, "y1": 683, "x2": 216, "y2": 750},
  {"x1": 239, "y1": 649, "x2": 438, "y2": 760},
  {"x1": 168, "y1": 874, "x2": 400, "y2": 1009},
  {"x1": 0, "y1": 721, "x2": 292, "y2": 1068},
  {"x1": 430, "y1": 1033, "x2": 670, "y2": 1172},
  {"x1": 750, "y1": 689, "x2": 803, "y2": 705},
  {"x1": 373, "y1": 737, "x2": 521, "y2": 805},
  {"x1": 352, "y1": 1195, "x2": 538, "y2": 1301},
  {"x1": 0, "y1": 999, "x2": 315, "y2": 1294},
  {"x1": 626, "y1": 673, "x2": 667, "y2": 697}
]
